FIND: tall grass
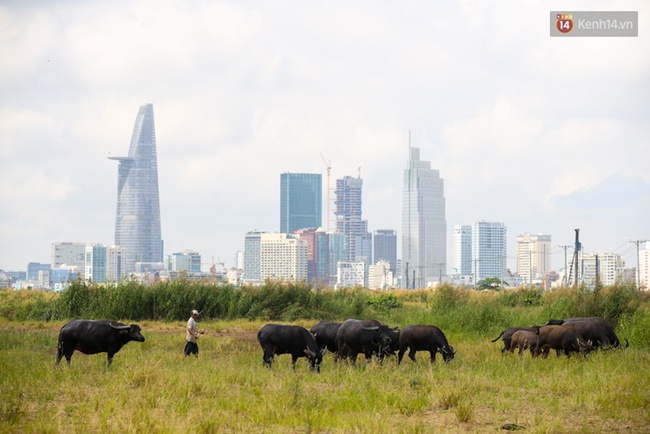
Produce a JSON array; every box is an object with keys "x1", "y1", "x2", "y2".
[{"x1": 1, "y1": 281, "x2": 648, "y2": 347}]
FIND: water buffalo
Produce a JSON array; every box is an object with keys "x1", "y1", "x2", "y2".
[
  {"x1": 335, "y1": 319, "x2": 399, "y2": 364},
  {"x1": 491, "y1": 327, "x2": 540, "y2": 353},
  {"x1": 397, "y1": 325, "x2": 455, "y2": 364},
  {"x1": 257, "y1": 324, "x2": 323, "y2": 372},
  {"x1": 509, "y1": 330, "x2": 538, "y2": 357},
  {"x1": 534, "y1": 325, "x2": 592, "y2": 358},
  {"x1": 309, "y1": 321, "x2": 342, "y2": 355},
  {"x1": 56, "y1": 319, "x2": 145, "y2": 367},
  {"x1": 546, "y1": 317, "x2": 628, "y2": 350}
]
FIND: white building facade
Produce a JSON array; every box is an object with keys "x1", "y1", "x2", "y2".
[
  {"x1": 259, "y1": 233, "x2": 307, "y2": 282},
  {"x1": 516, "y1": 233, "x2": 552, "y2": 284},
  {"x1": 472, "y1": 221, "x2": 507, "y2": 284}
]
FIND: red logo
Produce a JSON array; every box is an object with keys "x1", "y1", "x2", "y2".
[{"x1": 556, "y1": 14, "x2": 574, "y2": 34}]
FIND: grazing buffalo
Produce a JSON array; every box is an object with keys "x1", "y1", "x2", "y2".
[
  {"x1": 491, "y1": 327, "x2": 540, "y2": 353},
  {"x1": 335, "y1": 319, "x2": 399, "y2": 364},
  {"x1": 309, "y1": 321, "x2": 342, "y2": 355},
  {"x1": 257, "y1": 324, "x2": 323, "y2": 372},
  {"x1": 546, "y1": 317, "x2": 628, "y2": 350},
  {"x1": 534, "y1": 325, "x2": 592, "y2": 358},
  {"x1": 509, "y1": 330, "x2": 538, "y2": 357},
  {"x1": 56, "y1": 319, "x2": 145, "y2": 367},
  {"x1": 397, "y1": 325, "x2": 455, "y2": 364}
]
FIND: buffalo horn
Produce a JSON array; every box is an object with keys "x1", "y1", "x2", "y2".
[
  {"x1": 362, "y1": 326, "x2": 379, "y2": 331},
  {"x1": 109, "y1": 323, "x2": 130, "y2": 330}
]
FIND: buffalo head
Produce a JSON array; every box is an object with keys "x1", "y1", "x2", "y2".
[
  {"x1": 110, "y1": 323, "x2": 145, "y2": 342},
  {"x1": 303, "y1": 348, "x2": 324, "y2": 373},
  {"x1": 441, "y1": 345, "x2": 456, "y2": 363}
]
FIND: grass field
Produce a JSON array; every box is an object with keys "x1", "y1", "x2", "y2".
[{"x1": 1, "y1": 319, "x2": 649, "y2": 433}]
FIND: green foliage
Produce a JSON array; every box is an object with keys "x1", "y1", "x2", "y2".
[
  {"x1": 1, "y1": 282, "x2": 648, "y2": 348},
  {"x1": 367, "y1": 292, "x2": 401, "y2": 310}
]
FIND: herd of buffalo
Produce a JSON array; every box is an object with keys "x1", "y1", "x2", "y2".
[{"x1": 55, "y1": 315, "x2": 628, "y2": 370}]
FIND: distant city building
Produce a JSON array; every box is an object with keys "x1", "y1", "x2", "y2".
[
  {"x1": 453, "y1": 225, "x2": 472, "y2": 277},
  {"x1": 402, "y1": 145, "x2": 447, "y2": 288},
  {"x1": 639, "y1": 245, "x2": 649, "y2": 290},
  {"x1": 336, "y1": 261, "x2": 366, "y2": 289},
  {"x1": 85, "y1": 244, "x2": 126, "y2": 283},
  {"x1": 280, "y1": 173, "x2": 322, "y2": 233},
  {"x1": 373, "y1": 229, "x2": 397, "y2": 272},
  {"x1": 516, "y1": 233, "x2": 552, "y2": 284},
  {"x1": 328, "y1": 232, "x2": 347, "y2": 286},
  {"x1": 472, "y1": 221, "x2": 507, "y2": 284},
  {"x1": 294, "y1": 228, "x2": 329, "y2": 284},
  {"x1": 27, "y1": 262, "x2": 51, "y2": 281},
  {"x1": 243, "y1": 231, "x2": 265, "y2": 285},
  {"x1": 226, "y1": 267, "x2": 243, "y2": 285},
  {"x1": 109, "y1": 103, "x2": 163, "y2": 273},
  {"x1": 335, "y1": 176, "x2": 371, "y2": 262},
  {"x1": 581, "y1": 252, "x2": 625, "y2": 287},
  {"x1": 259, "y1": 233, "x2": 307, "y2": 282},
  {"x1": 51, "y1": 242, "x2": 86, "y2": 278},
  {"x1": 235, "y1": 251, "x2": 244, "y2": 270},
  {"x1": 369, "y1": 260, "x2": 396, "y2": 290},
  {"x1": 166, "y1": 250, "x2": 201, "y2": 273}
]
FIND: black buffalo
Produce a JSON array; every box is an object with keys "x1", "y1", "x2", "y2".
[
  {"x1": 534, "y1": 324, "x2": 592, "y2": 358},
  {"x1": 546, "y1": 317, "x2": 628, "y2": 350},
  {"x1": 309, "y1": 321, "x2": 342, "y2": 354},
  {"x1": 257, "y1": 324, "x2": 323, "y2": 372},
  {"x1": 335, "y1": 319, "x2": 399, "y2": 364},
  {"x1": 397, "y1": 325, "x2": 455, "y2": 364},
  {"x1": 56, "y1": 319, "x2": 145, "y2": 367},
  {"x1": 491, "y1": 327, "x2": 540, "y2": 353}
]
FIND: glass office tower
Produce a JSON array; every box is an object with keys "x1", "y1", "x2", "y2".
[
  {"x1": 280, "y1": 173, "x2": 322, "y2": 233},
  {"x1": 402, "y1": 145, "x2": 446, "y2": 288},
  {"x1": 109, "y1": 103, "x2": 163, "y2": 272}
]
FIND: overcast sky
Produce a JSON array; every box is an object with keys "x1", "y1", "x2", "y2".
[{"x1": 1, "y1": 1, "x2": 648, "y2": 274}]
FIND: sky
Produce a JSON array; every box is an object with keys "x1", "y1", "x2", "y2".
[{"x1": 1, "y1": 1, "x2": 648, "y2": 275}]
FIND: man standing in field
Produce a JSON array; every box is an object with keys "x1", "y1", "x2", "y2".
[{"x1": 184, "y1": 309, "x2": 205, "y2": 357}]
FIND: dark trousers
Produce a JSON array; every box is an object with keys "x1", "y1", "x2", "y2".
[{"x1": 184, "y1": 341, "x2": 199, "y2": 356}]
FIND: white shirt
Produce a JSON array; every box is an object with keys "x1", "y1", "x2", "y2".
[{"x1": 186, "y1": 317, "x2": 198, "y2": 343}]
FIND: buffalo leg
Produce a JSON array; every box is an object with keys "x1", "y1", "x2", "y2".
[
  {"x1": 291, "y1": 356, "x2": 298, "y2": 370},
  {"x1": 262, "y1": 351, "x2": 274, "y2": 369},
  {"x1": 55, "y1": 345, "x2": 64, "y2": 365},
  {"x1": 397, "y1": 348, "x2": 406, "y2": 365},
  {"x1": 429, "y1": 349, "x2": 438, "y2": 363},
  {"x1": 107, "y1": 353, "x2": 114, "y2": 367}
]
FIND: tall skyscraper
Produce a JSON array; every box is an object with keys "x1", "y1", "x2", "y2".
[
  {"x1": 334, "y1": 176, "x2": 370, "y2": 262},
  {"x1": 516, "y1": 233, "x2": 552, "y2": 284},
  {"x1": 374, "y1": 229, "x2": 397, "y2": 271},
  {"x1": 280, "y1": 173, "x2": 322, "y2": 233},
  {"x1": 109, "y1": 103, "x2": 163, "y2": 272},
  {"x1": 402, "y1": 145, "x2": 447, "y2": 288},
  {"x1": 472, "y1": 221, "x2": 507, "y2": 284},
  {"x1": 453, "y1": 225, "x2": 472, "y2": 277}
]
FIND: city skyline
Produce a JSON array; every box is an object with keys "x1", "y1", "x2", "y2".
[{"x1": 1, "y1": 2, "x2": 648, "y2": 274}]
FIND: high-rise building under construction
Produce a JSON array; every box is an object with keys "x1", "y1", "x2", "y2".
[{"x1": 109, "y1": 103, "x2": 163, "y2": 272}]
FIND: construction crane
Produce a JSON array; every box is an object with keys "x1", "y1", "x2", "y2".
[{"x1": 320, "y1": 154, "x2": 334, "y2": 232}]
